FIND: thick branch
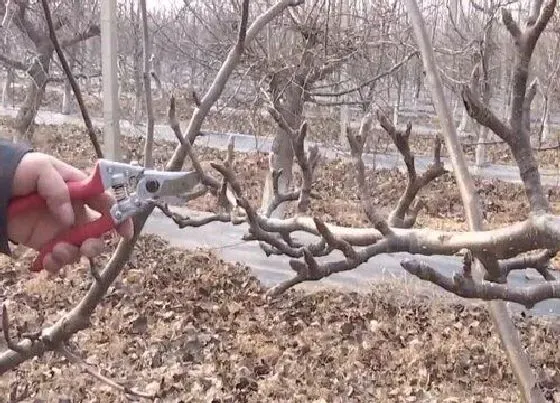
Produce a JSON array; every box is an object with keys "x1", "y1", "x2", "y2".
[
  {"x1": 168, "y1": 96, "x2": 220, "y2": 191},
  {"x1": 292, "y1": 123, "x2": 320, "y2": 212},
  {"x1": 401, "y1": 259, "x2": 560, "y2": 309},
  {"x1": 461, "y1": 85, "x2": 513, "y2": 144},
  {"x1": 528, "y1": 0, "x2": 556, "y2": 45},
  {"x1": 501, "y1": 8, "x2": 521, "y2": 40},
  {"x1": 499, "y1": 249, "x2": 557, "y2": 280}
]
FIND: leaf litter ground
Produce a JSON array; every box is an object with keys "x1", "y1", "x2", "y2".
[{"x1": 0, "y1": 121, "x2": 559, "y2": 402}]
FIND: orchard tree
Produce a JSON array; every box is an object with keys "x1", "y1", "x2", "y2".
[{"x1": 0, "y1": 0, "x2": 100, "y2": 140}]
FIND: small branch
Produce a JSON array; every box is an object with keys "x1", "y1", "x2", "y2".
[
  {"x1": 217, "y1": 135, "x2": 237, "y2": 212},
  {"x1": 266, "y1": 168, "x2": 300, "y2": 217},
  {"x1": 156, "y1": 203, "x2": 245, "y2": 227},
  {"x1": 0, "y1": 54, "x2": 26, "y2": 71},
  {"x1": 211, "y1": 162, "x2": 305, "y2": 258},
  {"x1": 2, "y1": 304, "x2": 30, "y2": 354},
  {"x1": 40, "y1": 0, "x2": 103, "y2": 158},
  {"x1": 309, "y1": 51, "x2": 418, "y2": 98},
  {"x1": 401, "y1": 258, "x2": 560, "y2": 309}
]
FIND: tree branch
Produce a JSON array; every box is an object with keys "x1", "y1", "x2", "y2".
[
  {"x1": 501, "y1": 8, "x2": 521, "y2": 40},
  {"x1": 401, "y1": 258, "x2": 560, "y2": 309},
  {"x1": 40, "y1": 0, "x2": 102, "y2": 158},
  {"x1": 461, "y1": 85, "x2": 513, "y2": 143},
  {"x1": 377, "y1": 110, "x2": 446, "y2": 228},
  {"x1": 309, "y1": 51, "x2": 418, "y2": 98}
]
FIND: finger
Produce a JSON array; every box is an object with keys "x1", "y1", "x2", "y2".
[
  {"x1": 42, "y1": 253, "x2": 62, "y2": 274},
  {"x1": 51, "y1": 158, "x2": 88, "y2": 182},
  {"x1": 84, "y1": 192, "x2": 134, "y2": 239},
  {"x1": 51, "y1": 242, "x2": 80, "y2": 266},
  {"x1": 80, "y1": 238, "x2": 106, "y2": 258},
  {"x1": 36, "y1": 163, "x2": 76, "y2": 227}
]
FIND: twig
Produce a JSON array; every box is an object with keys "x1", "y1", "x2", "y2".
[{"x1": 156, "y1": 203, "x2": 245, "y2": 227}]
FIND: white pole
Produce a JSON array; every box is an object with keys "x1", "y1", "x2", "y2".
[{"x1": 100, "y1": 0, "x2": 121, "y2": 161}]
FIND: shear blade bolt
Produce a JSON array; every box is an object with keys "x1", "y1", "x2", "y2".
[{"x1": 146, "y1": 180, "x2": 160, "y2": 193}]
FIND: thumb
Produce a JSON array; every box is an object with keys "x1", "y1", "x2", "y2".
[{"x1": 36, "y1": 163, "x2": 75, "y2": 227}]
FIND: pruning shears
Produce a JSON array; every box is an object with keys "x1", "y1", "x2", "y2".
[{"x1": 8, "y1": 159, "x2": 201, "y2": 272}]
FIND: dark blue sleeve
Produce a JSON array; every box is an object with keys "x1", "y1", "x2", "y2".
[{"x1": 0, "y1": 139, "x2": 33, "y2": 255}]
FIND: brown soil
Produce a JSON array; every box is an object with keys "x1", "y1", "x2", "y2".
[
  {"x1": 1, "y1": 118, "x2": 559, "y2": 402},
  {"x1": 1, "y1": 235, "x2": 559, "y2": 402}
]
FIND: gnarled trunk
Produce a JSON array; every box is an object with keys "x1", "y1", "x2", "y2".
[
  {"x1": 261, "y1": 79, "x2": 304, "y2": 219},
  {"x1": 15, "y1": 50, "x2": 53, "y2": 142}
]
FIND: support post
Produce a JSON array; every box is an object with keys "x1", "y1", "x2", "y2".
[{"x1": 100, "y1": 0, "x2": 121, "y2": 161}]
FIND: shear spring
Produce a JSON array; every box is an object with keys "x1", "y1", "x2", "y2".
[{"x1": 113, "y1": 183, "x2": 128, "y2": 201}]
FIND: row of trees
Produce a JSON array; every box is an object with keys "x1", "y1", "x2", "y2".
[
  {"x1": 2, "y1": 1, "x2": 560, "y2": 148},
  {"x1": 0, "y1": 0, "x2": 559, "y2": 401}
]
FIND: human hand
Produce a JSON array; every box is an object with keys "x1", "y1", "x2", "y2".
[{"x1": 7, "y1": 152, "x2": 134, "y2": 274}]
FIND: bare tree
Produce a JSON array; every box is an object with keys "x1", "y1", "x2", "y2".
[{"x1": 0, "y1": 0, "x2": 100, "y2": 141}]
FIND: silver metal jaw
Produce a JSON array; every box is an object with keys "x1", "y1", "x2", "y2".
[{"x1": 96, "y1": 159, "x2": 202, "y2": 224}]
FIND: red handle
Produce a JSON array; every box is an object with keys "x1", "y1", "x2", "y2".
[
  {"x1": 31, "y1": 214, "x2": 116, "y2": 272},
  {"x1": 8, "y1": 162, "x2": 117, "y2": 272}
]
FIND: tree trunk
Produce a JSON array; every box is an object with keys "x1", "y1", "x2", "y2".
[
  {"x1": 475, "y1": 126, "x2": 490, "y2": 167},
  {"x1": 2, "y1": 69, "x2": 14, "y2": 108},
  {"x1": 62, "y1": 80, "x2": 72, "y2": 115},
  {"x1": 133, "y1": 53, "x2": 142, "y2": 123},
  {"x1": 457, "y1": 105, "x2": 469, "y2": 135},
  {"x1": 15, "y1": 50, "x2": 53, "y2": 142},
  {"x1": 261, "y1": 81, "x2": 303, "y2": 218}
]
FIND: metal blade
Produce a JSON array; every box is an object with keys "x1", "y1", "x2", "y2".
[{"x1": 138, "y1": 170, "x2": 202, "y2": 201}]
